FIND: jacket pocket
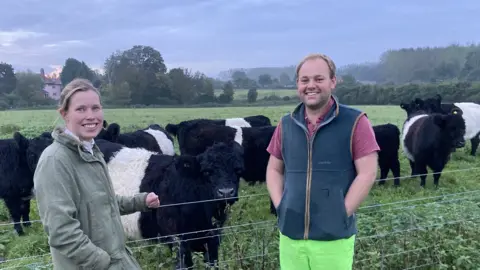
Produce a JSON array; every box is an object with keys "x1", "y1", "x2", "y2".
[
  {"x1": 311, "y1": 188, "x2": 348, "y2": 239},
  {"x1": 86, "y1": 191, "x2": 111, "y2": 244}
]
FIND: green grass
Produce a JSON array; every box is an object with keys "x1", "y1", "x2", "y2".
[{"x1": 0, "y1": 105, "x2": 479, "y2": 269}]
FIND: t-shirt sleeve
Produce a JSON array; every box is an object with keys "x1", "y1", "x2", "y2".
[
  {"x1": 352, "y1": 114, "x2": 380, "y2": 161},
  {"x1": 266, "y1": 120, "x2": 283, "y2": 160}
]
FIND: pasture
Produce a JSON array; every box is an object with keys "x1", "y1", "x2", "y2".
[{"x1": 1, "y1": 104, "x2": 479, "y2": 269}]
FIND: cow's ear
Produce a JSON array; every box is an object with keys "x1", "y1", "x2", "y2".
[
  {"x1": 433, "y1": 115, "x2": 446, "y2": 128},
  {"x1": 103, "y1": 120, "x2": 108, "y2": 128},
  {"x1": 107, "y1": 123, "x2": 121, "y2": 141},
  {"x1": 14, "y1": 132, "x2": 29, "y2": 151}
]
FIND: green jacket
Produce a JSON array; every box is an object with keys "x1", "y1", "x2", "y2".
[{"x1": 34, "y1": 127, "x2": 149, "y2": 270}]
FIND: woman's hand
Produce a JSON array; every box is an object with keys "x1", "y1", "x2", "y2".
[{"x1": 145, "y1": 192, "x2": 160, "y2": 208}]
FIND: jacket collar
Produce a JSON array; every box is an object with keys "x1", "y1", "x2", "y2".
[
  {"x1": 290, "y1": 94, "x2": 341, "y2": 128},
  {"x1": 51, "y1": 127, "x2": 103, "y2": 162}
]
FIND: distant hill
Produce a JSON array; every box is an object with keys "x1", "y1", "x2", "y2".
[{"x1": 216, "y1": 43, "x2": 480, "y2": 84}]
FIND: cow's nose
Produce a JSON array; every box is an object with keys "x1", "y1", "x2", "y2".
[{"x1": 217, "y1": 188, "x2": 235, "y2": 197}]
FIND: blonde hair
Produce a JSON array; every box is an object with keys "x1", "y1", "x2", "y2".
[
  {"x1": 59, "y1": 78, "x2": 101, "y2": 112},
  {"x1": 295, "y1": 53, "x2": 336, "y2": 80}
]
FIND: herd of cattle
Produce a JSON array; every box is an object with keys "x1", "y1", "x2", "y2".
[{"x1": 0, "y1": 94, "x2": 478, "y2": 268}]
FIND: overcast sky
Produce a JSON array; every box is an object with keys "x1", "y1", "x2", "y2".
[{"x1": 1, "y1": 0, "x2": 479, "y2": 78}]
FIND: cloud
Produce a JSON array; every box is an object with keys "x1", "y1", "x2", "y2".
[{"x1": 0, "y1": 0, "x2": 479, "y2": 77}]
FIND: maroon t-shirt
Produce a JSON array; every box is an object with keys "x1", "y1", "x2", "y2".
[{"x1": 267, "y1": 98, "x2": 380, "y2": 161}]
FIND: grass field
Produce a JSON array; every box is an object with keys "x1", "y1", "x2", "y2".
[{"x1": 0, "y1": 104, "x2": 479, "y2": 269}]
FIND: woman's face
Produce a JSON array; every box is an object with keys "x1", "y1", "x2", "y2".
[{"x1": 61, "y1": 89, "x2": 104, "y2": 141}]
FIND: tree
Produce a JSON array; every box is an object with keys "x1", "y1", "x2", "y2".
[
  {"x1": 0, "y1": 62, "x2": 17, "y2": 95},
  {"x1": 104, "y1": 82, "x2": 132, "y2": 106},
  {"x1": 60, "y1": 58, "x2": 96, "y2": 87},
  {"x1": 279, "y1": 72, "x2": 291, "y2": 86},
  {"x1": 258, "y1": 74, "x2": 272, "y2": 87},
  {"x1": 169, "y1": 68, "x2": 196, "y2": 104},
  {"x1": 104, "y1": 45, "x2": 168, "y2": 104},
  {"x1": 218, "y1": 81, "x2": 234, "y2": 103},
  {"x1": 14, "y1": 71, "x2": 54, "y2": 106},
  {"x1": 247, "y1": 88, "x2": 258, "y2": 103}
]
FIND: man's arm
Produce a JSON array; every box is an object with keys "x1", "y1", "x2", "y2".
[
  {"x1": 116, "y1": 193, "x2": 149, "y2": 215},
  {"x1": 266, "y1": 155, "x2": 285, "y2": 208},
  {"x1": 265, "y1": 122, "x2": 285, "y2": 208},
  {"x1": 34, "y1": 156, "x2": 111, "y2": 269},
  {"x1": 344, "y1": 115, "x2": 380, "y2": 216}
]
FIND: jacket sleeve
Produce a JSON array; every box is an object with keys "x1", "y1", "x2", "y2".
[
  {"x1": 115, "y1": 193, "x2": 149, "y2": 215},
  {"x1": 34, "y1": 155, "x2": 111, "y2": 270}
]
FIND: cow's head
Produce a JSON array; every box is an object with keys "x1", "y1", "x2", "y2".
[
  {"x1": 195, "y1": 141, "x2": 244, "y2": 205},
  {"x1": 422, "y1": 94, "x2": 443, "y2": 113},
  {"x1": 433, "y1": 114, "x2": 466, "y2": 149},
  {"x1": 96, "y1": 122, "x2": 121, "y2": 142},
  {"x1": 13, "y1": 132, "x2": 53, "y2": 198}
]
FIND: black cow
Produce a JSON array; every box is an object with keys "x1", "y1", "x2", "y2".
[
  {"x1": 416, "y1": 94, "x2": 480, "y2": 156},
  {"x1": 174, "y1": 121, "x2": 275, "y2": 185},
  {"x1": 373, "y1": 123, "x2": 401, "y2": 186},
  {"x1": 96, "y1": 122, "x2": 175, "y2": 155},
  {"x1": 95, "y1": 140, "x2": 244, "y2": 269},
  {"x1": 165, "y1": 115, "x2": 272, "y2": 138},
  {"x1": 400, "y1": 106, "x2": 466, "y2": 187},
  {"x1": 0, "y1": 132, "x2": 53, "y2": 235},
  {"x1": 171, "y1": 121, "x2": 277, "y2": 215}
]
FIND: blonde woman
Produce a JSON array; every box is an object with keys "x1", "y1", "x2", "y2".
[{"x1": 34, "y1": 78, "x2": 160, "y2": 269}]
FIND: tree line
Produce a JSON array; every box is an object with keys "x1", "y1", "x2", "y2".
[
  {"x1": 1, "y1": 43, "x2": 480, "y2": 109},
  {"x1": 219, "y1": 43, "x2": 480, "y2": 85}
]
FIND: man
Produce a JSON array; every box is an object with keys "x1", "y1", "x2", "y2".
[{"x1": 266, "y1": 53, "x2": 380, "y2": 269}]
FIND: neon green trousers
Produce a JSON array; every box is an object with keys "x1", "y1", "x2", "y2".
[{"x1": 279, "y1": 231, "x2": 355, "y2": 270}]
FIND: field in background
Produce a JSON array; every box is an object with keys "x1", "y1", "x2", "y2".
[
  {"x1": 0, "y1": 105, "x2": 479, "y2": 269},
  {"x1": 214, "y1": 88, "x2": 297, "y2": 100}
]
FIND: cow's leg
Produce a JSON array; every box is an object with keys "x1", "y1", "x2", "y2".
[
  {"x1": 409, "y1": 160, "x2": 416, "y2": 178},
  {"x1": 175, "y1": 241, "x2": 193, "y2": 270},
  {"x1": 391, "y1": 159, "x2": 401, "y2": 187},
  {"x1": 378, "y1": 164, "x2": 389, "y2": 186},
  {"x1": 415, "y1": 163, "x2": 428, "y2": 187},
  {"x1": 470, "y1": 134, "x2": 480, "y2": 156},
  {"x1": 4, "y1": 197, "x2": 24, "y2": 235},
  {"x1": 429, "y1": 161, "x2": 446, "y2": 188},
  {"x1": 21, "y1": 199, "x2": 31, "y2": 227},
  {"x1": 203, "y1": 234, "x2": 220, "y2": 269}
]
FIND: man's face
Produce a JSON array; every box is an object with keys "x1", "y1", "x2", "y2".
[{"x1": 296, "y1": 58, "x2": 336, "y2": 110}]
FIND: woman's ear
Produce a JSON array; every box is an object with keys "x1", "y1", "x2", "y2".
[{"x1": 58, "y1": 108, "x2": 68, "y2": 122}]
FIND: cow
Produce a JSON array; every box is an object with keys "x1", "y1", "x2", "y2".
[
  {"x1": 417, "y1": 95, "x2": 480, "y2": 156},
  {"x1": 170, "y1": 120, "x2": 277, "y2": 215},
  {"x1": 96, "y1": 122, "x2": 175, "y2": 155},
  {"x1": 400, "y1": 105, "x2": 466, "y2": 187},
  {"x1": 173, "y1": 121, "x2": 275, "y2": 185},
  {"x1": 373, "y1": 123, "x2": 401, "y2": 186},
  {"x1": 165, "y1": 115, "x2": 272, "y2": 138},
  {"x1": 95, "y1": 140, "x2": 245, "y2": 269},
  {"x1": 0, "y1": 132, "x2": 53, "y2": 235}
]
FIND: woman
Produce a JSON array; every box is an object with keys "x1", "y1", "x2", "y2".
[{"x1": 34, "y1": 78, "x2": 161, "y2": 270}]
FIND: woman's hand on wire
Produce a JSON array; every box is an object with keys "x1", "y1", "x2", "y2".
[{"x1": 145, "y1": 192, "x2": 160, "y2": 208}]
